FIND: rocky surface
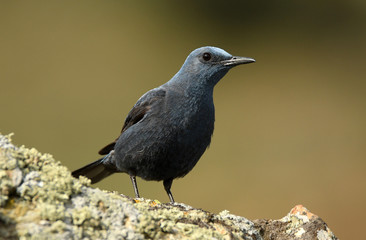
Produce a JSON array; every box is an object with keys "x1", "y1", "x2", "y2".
[{"x1": 0, "y1": 133, "x2": 338, "y2": 239}]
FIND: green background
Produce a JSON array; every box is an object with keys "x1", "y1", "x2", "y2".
[{"x1": 1, "y1": 1, "x2": 365, "y2": 239}]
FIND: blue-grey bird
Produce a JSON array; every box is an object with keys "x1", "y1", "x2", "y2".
[{"x1": 72, "y1": 46, "x2": 255, "y2": 202}]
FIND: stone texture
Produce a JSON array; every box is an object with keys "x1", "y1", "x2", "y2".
[
  {"x1": 0, "y1": 133, "x2": 338, "y2": 240},
  {"x1": 253, "y1": 205, "x2": 337, "y2": 240}
]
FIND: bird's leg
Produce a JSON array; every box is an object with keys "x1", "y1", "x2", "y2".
[
  {"x1": 163, "y1": 179, "x2": 175, "y2": 203},
  {"x1": 130, "y1": 175, "x2": 140, "y2": 198}
]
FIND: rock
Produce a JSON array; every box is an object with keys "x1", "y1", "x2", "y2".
[
  {"x1": 0, "y1": 133, "x2": 338, "y2": 239},
  {"x1": 253, "y1": 205, "x2": 337, "y2": 240}
]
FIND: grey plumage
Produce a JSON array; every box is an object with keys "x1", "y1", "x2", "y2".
[{"x1": 72, "y1": 46, "x2": 255, "y2": 202}]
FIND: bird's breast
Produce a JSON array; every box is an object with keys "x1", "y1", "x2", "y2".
[
  {"x1": 170, "y1": 95, "x2": 215, "y2": 144},
  {"x1": 113, "y1": 92, "x2": 215, "y2": 180}
]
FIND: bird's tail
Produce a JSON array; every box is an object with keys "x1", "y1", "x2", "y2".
[{"x1": 72, "y1": 157, "x2": 115, "y2": 184}]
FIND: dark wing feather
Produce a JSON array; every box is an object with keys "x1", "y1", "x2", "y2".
[{"x1": 98, "y1": 88, "x2": 166, "y2": 155}]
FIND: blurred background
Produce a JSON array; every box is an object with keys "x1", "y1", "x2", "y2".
[{"x1": 1, "y1": 1, "x2": 365, "y2": 238}]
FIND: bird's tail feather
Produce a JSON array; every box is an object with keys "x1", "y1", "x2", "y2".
[{"x1": 72, "y1": 157, "x2": 115, "y2": 184}]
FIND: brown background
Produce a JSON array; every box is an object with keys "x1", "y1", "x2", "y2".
[{"x1": 1, "y1": 1, "x2": 365, "y2": 239}]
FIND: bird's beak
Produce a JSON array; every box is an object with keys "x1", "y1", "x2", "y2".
[{"x1": 221, "y1": 56, "x2": 255, "y2": 67}]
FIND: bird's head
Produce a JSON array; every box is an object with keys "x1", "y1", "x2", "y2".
[{"x1": 174, "y1": 46, "x2": 255, "y2": 88}]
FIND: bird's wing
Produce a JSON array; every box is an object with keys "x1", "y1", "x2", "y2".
[{"x1": 98, "y1": 88, "x2": 166, "y2": 155}]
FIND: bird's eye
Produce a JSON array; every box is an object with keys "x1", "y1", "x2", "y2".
[{"x1": 202, "y1": 52, "x2": 212, "y2": 61}]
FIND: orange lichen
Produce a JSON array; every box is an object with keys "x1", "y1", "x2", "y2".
[{"x1": 290, "y1": 204, "x2": 316, "y2": 219}]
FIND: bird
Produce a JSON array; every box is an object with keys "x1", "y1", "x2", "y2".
[{"x1": 72, "y1": 46, "x2": 255, "y2": 203}]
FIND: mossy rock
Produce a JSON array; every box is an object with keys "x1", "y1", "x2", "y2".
[{"x1": 0, "y1": 134, "x2": 337, "y2": 240}]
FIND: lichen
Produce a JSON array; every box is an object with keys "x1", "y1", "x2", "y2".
[
  {"x1": 0, "y1": 134, "x2": 338, "y2": 240},
  {"x1": 0, "y1": 133, "x2": 143, "y2": 239},
  {"x1": 132, "y1": 200, "x2": 260, "y2": 239}
]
